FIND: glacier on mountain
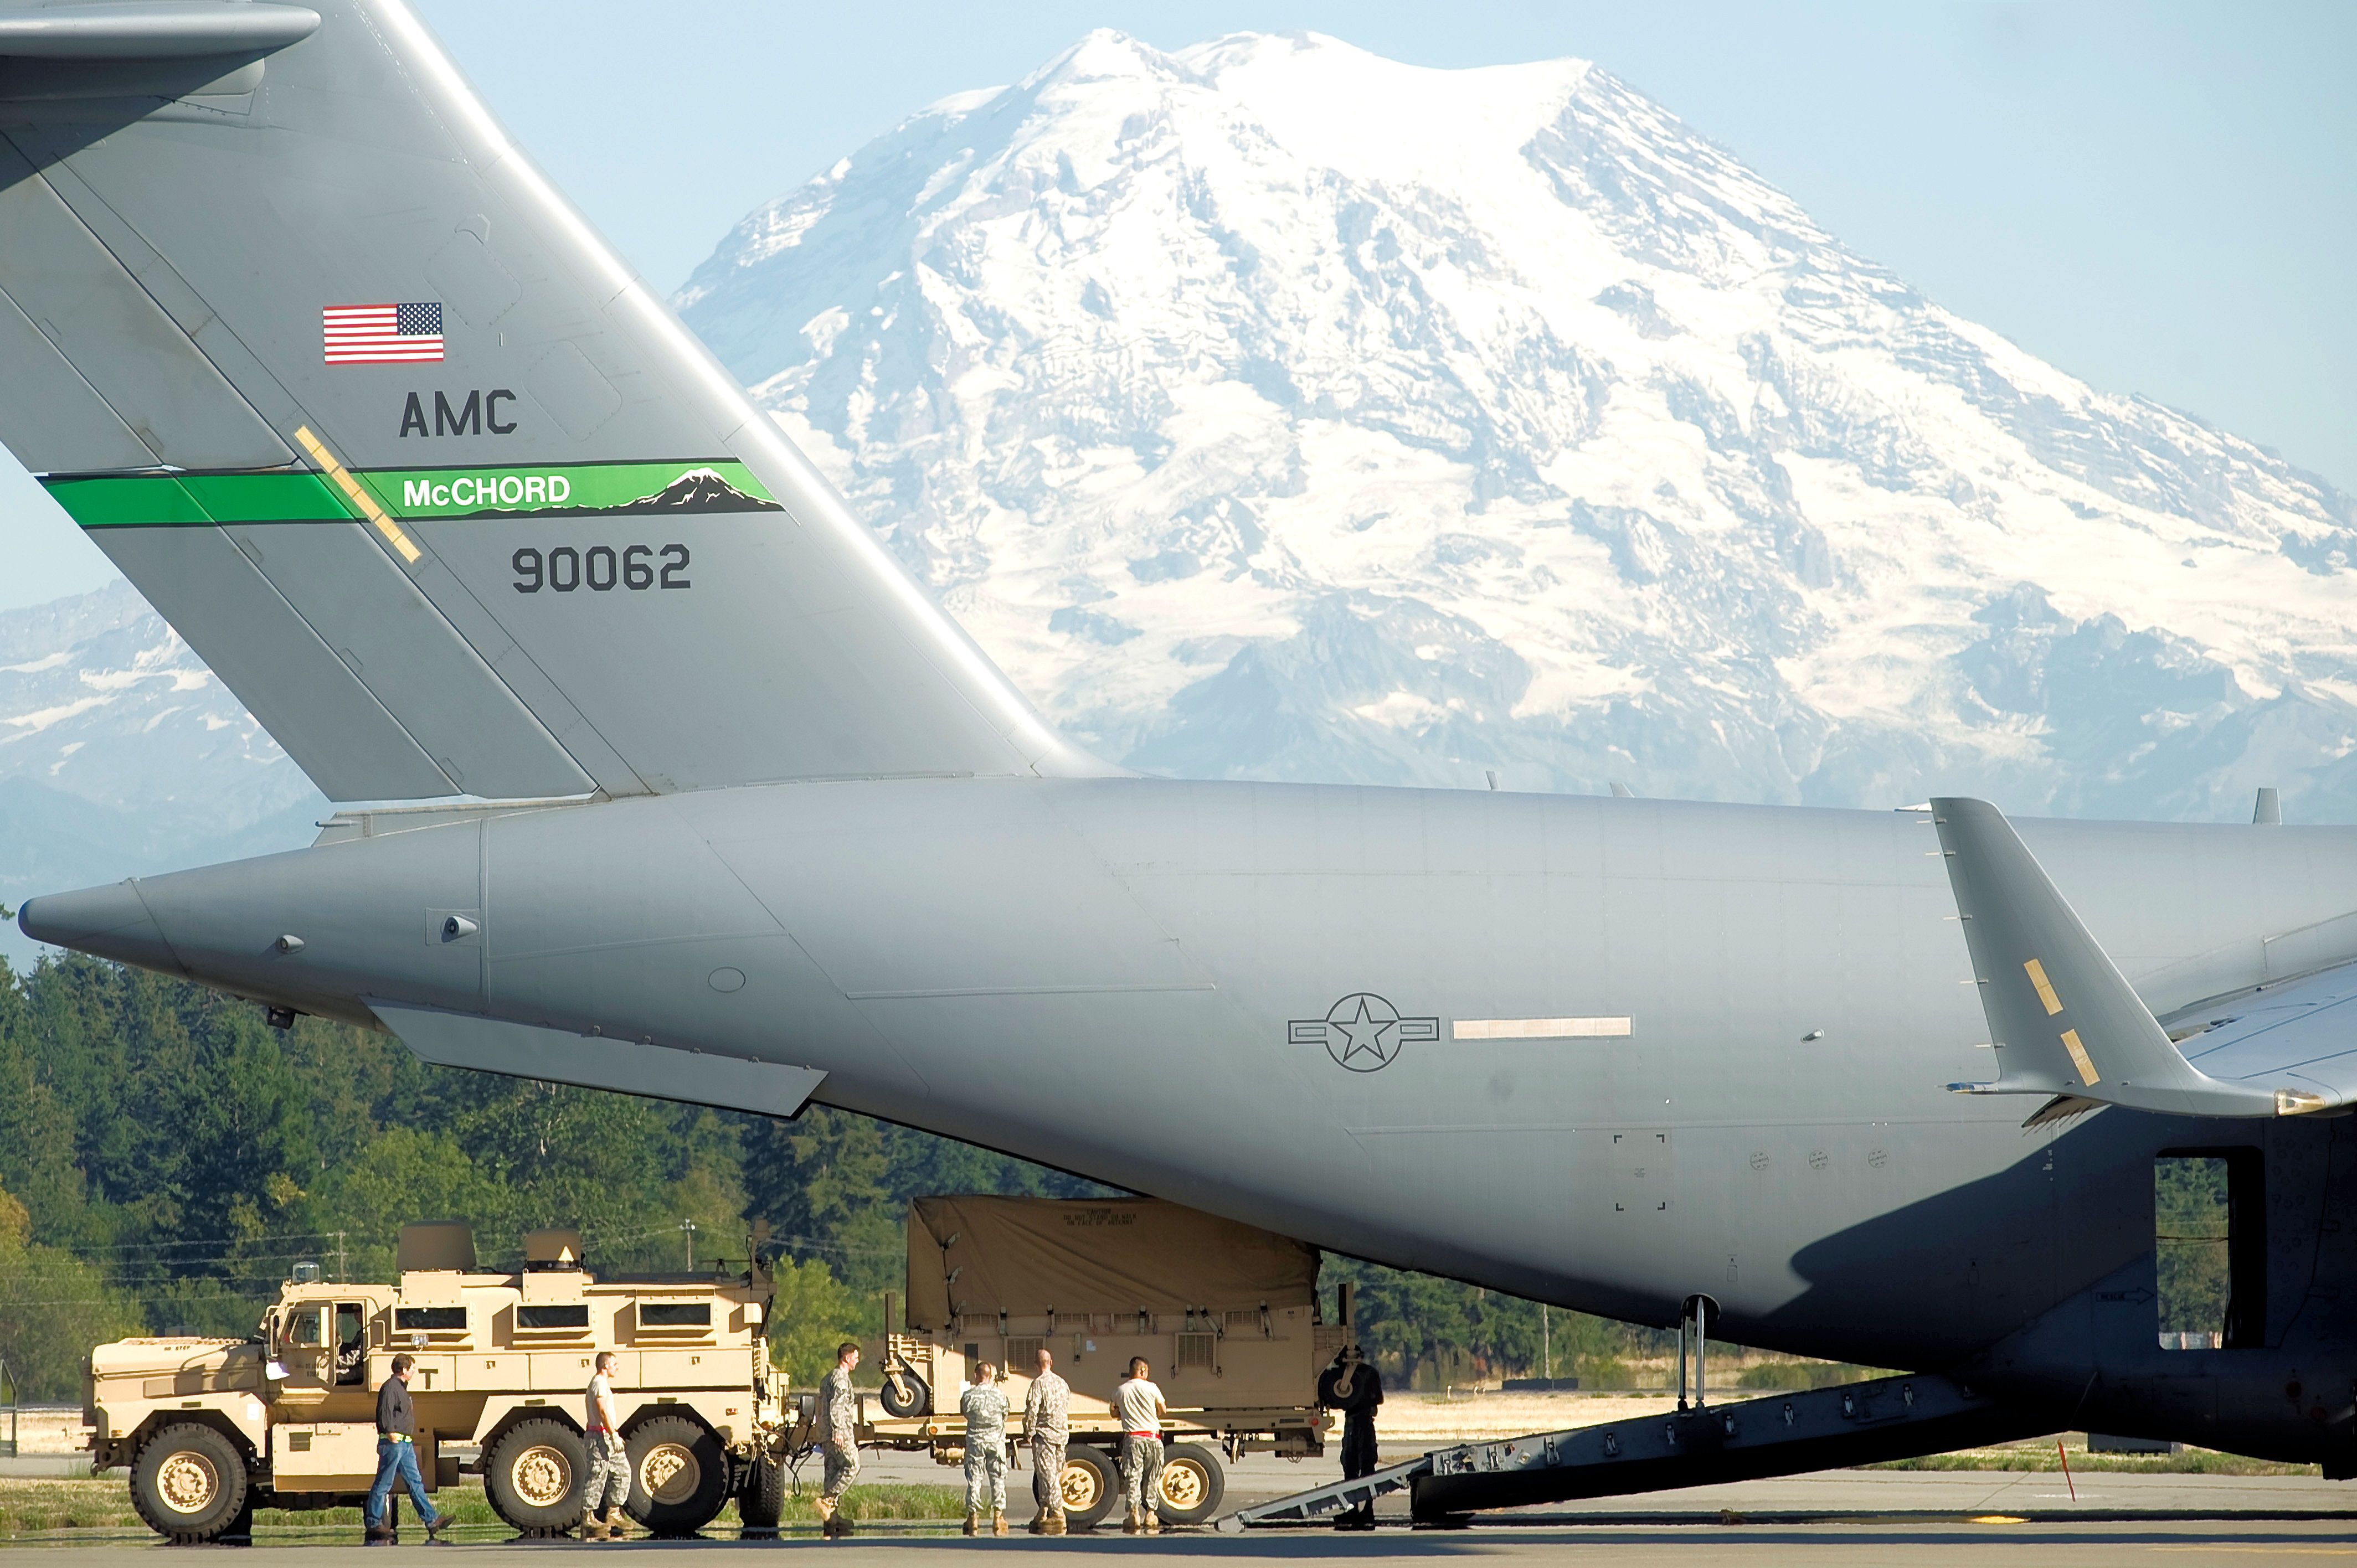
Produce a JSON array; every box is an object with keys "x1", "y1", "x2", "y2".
[
  {"x1": 0, "y1": 582, "x2": 323, "y2": 963},
  {"x1": 676, "y1": 29, "x2": 2357, "y2": 819}
]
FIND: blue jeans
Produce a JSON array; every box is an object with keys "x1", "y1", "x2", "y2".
[{"x1": 365, "y1": 1439, "x2": 438, "y2": 1530}]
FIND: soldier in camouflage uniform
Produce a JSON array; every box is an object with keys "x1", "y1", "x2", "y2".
[
  {"x1": 959, "y1": 1361, "x2": 1011, "y2": 1535},
  {"x1": 815, "y1": 1343, "x2": 862, "y2": 1538},
  {"x1": 1022, "y1": 1347, "x2": 1071, "y2": 1535},
  {"x1": 581, "y1": 1352, "x2": 631, "y2": 1541}
]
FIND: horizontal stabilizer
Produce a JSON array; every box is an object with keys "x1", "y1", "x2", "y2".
[
  {"x1": 371, "y1": 1000, "x2": 826, "y2": 1120},
  {"x1": 0, "y1": 3, "x2": 319, "y2": 59},
  {"x1": 1931, "y1": 797, "x2": 2323, "y2": 1119}
]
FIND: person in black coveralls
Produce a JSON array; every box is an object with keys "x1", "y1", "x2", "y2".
[{"x1": 1316, "y1": 1346, "x2": 1383, "y2": 1530}]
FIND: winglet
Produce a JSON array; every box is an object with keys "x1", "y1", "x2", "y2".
[{"x1": 1931, "y1": 797, "x2": 2289, "y2": 1118}]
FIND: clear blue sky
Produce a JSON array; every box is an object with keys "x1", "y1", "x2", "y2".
[{"x1": 4, "y1": 2, "x2": 2351, "y2": 608}]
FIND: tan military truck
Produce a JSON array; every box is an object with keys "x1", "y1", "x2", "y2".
[
  {"x1": 862, "y1": 1196, "x2": 1340, "y2": 1527},
  {"x1": 86, "y1": 1223, "x2": 789, "y2": 1542}
]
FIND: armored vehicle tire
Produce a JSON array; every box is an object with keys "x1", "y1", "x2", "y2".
[
  {"x1": 1155, "y1": 1442, "x2": 1226, "y2": 1526},
  {"x1": 626, "y1": 1415, "x2": 730, "y2": 1536},
  {"x1": 737, "y1": 1451, "x2": 786, "y2": 1530},
  {"x1": 878, "y1": 1360, "x2": 930, "y2": 1418},
  {"x1": 1061, "y1": 1446, "x2": 1118, "y2": 1528},
  {"x1": 131, "y1": 1422, "x2": 250, "y2": 1543},
  {"x1": 485, "y1": 1418, "x2": 588, "y2": 1535}
]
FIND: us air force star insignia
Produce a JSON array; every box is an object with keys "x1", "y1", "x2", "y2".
[{"x1": 1288, "y1": 993, "x2": 1440, "y2": 1072}]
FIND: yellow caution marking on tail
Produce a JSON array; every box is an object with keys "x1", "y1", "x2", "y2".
[
  {"x1": 2060, "y1": 1028, "x2": 2099, "y2": 1086},
  {"x1": 2024, "y1": 958, "x2": 2063, "y2": 1016},
  {"x1": 294, "y1": 426, "x2": 421, "y2": 563}
]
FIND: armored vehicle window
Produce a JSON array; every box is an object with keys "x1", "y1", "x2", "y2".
[
  {"x1": 286, "y1": 1306, "x2": 328, "y2": 1345},
  {"x1": 395, "y1": 1307, "x2": 467, "y2": 1331},
  {"x1": 519, "y1": 1304, "x2": 590, "y2": 1329},
  {"x1": 335, "y1": 1303, "x2": 368, "y2": 1386},
  {"x1": 639, "y1": 1303, "x2": 711, "y2": 1328},
  {"x1": 2157, "y1": 1151, "x2": 2266, "y2": 1350}
]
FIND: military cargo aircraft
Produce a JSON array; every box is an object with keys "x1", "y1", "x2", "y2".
[{"x1": 6, "y1": 0, "x2": 2354, "y2": 1510}]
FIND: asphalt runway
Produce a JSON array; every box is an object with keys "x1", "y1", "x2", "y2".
[
  {"x1": 9, "y1": 1467, "x2": 2357, "y2": 1564},
  {"x1": 11, "y1": 1519, "x2": 2357, "y2": 1565}
]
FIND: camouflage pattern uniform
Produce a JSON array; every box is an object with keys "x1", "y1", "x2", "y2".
[
  {"x1": 959, "y1": 1381, "x2": 1010, "y2": 1514},
  {"x1": 818, "y1": 1363, "x2": 861, "y2": 1501},
  {"x1": 583, "y1": 1371, "x2": 630, "y2": 1523},
  {"x1": 1022, "y1": 1368, "x2": 1071, "y2": 1519}
]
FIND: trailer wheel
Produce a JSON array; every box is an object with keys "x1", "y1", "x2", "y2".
[
  {"x1": 485, "y1": 1418, "x2": 587, "y2": 1536},
  {"x1": 1061, "y1": 1446, "x2": 1118, "y2": 1529},
  {"x1": 878, "y1": 1360, "x2": 931, "y2": 1418},
  {"x1": 737, "y1": 1451, "x2": 786, "y2": 1531},
  {"x1": 626, "y1": 1414, "x2": 730, "y2": 1536},
  {"x1": 1155, "y1": 1442, "x2": 1226, "y2": 1525},
  {"x1": 130, "y1": 1422, "x2": 250, "y2": 1544}
]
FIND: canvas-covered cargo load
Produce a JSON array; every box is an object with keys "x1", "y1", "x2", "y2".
[{"x1": 905, "y1": 1196, "x2": 1319, "y2": 1329}]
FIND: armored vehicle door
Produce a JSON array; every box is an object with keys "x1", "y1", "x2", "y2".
[
  {"x1": 277, "y1": 1301, "x2": 334, "y2": 1406},
  {"x1": 277, "y1": 1299, "x2": 372, "y2": 1406}
]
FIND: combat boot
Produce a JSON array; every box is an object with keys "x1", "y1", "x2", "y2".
[
  {"x1": 964, "y1": 1512, "x2": 979, "y2": 1536},
  {"x1": 1042, "y1": 1509, "x2": 1067, "y2": 1536},
  {"x1": 579, "y1": 1512, "x2": 607, "y2": 1543},
  {"x1": 815, "y1": 1496, "x2": 836, "y2": 1536},
  {"x1": 1123, "y1": 1507, "x2": 1142, "y2": 1534},
  {"x1": 993, "y1": 1508, "x2": 1008, "y2": 1536},
  {"x1": 605, "y1": 1513, "x2": 634, "y2": 1542},
  {"x1": 1144, "y1": 1508, "x2": 1161, "y2": 1535},
  {"x1": 1027, "y1": 1513, "x2": 1044, "y2": 1535}
]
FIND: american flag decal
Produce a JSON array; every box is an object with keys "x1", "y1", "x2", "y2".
[{"x1": 322, "y1": 302, "x2": 444, "y2": 365}]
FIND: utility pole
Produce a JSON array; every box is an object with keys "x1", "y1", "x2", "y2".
[
  {"x1": 680, "y1": 1219, "x2": 698, "y2": 1270},
  {"x1": 1541, "y1": 1305, "x2": 1550, "y2": 1381},
  {"x1": 336, "y1": 1231, "x2": 347, "y2": 1283}
]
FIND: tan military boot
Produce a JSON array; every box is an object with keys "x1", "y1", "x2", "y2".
[
  {"x1": 579, "y1": 1512, "x2": 607, "y2": 1543},
  {"x1": 1042, "y1": 1509, "x2": 1067, "y2": 1536},
  {"x1": 1144, "y1": 1507, "x2": 1161, "y2": 1535},
  {"x1": 815, "y1": 1495, "x2": 836, "y2": 1536},
  {"x1": 993, "y1": 1508, "x2": 1008, "y2": 1536},
  {"x1": 1123, "y1": 1507, "x2": 1142, "y2": 1535},
  {"x1": 603, "y1": 1513, "x2": 633, "y2": 1542},
  {"x1": 963, "y1": 1512, "x2": 979, "y2": 1536}
]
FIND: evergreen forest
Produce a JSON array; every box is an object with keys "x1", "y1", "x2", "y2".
[{"x1": 0, "y1": 954, "x2": 1672, "y2": 1403}]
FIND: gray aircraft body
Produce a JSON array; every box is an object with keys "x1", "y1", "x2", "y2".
[{"x1": 6, "y1": 0, "x2": 2356, "y2": 1489}]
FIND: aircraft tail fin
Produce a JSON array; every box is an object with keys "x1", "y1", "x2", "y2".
[
  {"x1": 1930, "y1": 797, "x2": 2293, "y2": 1119},
  {"x1": 0, "y1": 0, "x2": 1098, "y2": 804}
]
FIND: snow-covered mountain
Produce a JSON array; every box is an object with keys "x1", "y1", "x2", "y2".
[
  {"x1": 0, "y1": 582, "x2": 321, "y2": 964},
  {"x1": 7, "y1": 27, "x2": 2356, "y2": 958},
  {"x1": 677, "y1": 30, "x2": 2357, "y2": 819}
]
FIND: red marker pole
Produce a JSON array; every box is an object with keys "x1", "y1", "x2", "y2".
[{"x1": 2057, "y1": 1438, "x2": 2076, "y2": 1501}]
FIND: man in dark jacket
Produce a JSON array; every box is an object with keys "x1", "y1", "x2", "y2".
[
  {"x1": 1315, "y1": 1346, "x2": 1383, "y2": 1530},
  {"x1": 364, "y1": 1354, "x2": 448, "y2": 1541}
]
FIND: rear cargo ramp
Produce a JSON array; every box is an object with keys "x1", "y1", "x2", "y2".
[{"x1": 1219, "y1": 1373, "x2": 2051, "y2": 1529}]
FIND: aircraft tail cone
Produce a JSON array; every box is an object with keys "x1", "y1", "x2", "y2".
[{"x1": 19, "y1": 879, "x2": 183, "y2": 974}]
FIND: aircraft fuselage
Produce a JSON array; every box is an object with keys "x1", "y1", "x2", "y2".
[{"x1": 30, "y1": 780, "x2": 2357, "y2": 1459}]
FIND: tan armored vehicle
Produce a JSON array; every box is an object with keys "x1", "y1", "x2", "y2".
[
  {"x1": 864, "y1": 1196, "x2": 1339, "y2": 1526},
  {"x1": 86, "y1": 1223, "x2": 787, "y2": 1542}
]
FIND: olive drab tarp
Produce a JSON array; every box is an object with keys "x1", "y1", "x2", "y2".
[{"x1": 904, "y1": 1197, "x2": 1320, "y2": 1329}]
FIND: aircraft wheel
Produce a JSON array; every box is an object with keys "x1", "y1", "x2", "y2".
[
  {"x1": 130, "y1": 1422, "x2": 250, "y2": 1543},
  {"x1": 1060, "y1": 1446, "x2": 1118, "y2": 1528},
  {"x1": 626, "y1": 1414, "x2": 730, "y2": 1536},
  {"x1": 1155, "y1": 1441, "x2": 1226, "y2": 1525},
  {"x1": 484, "y1": 1418, "x2": 586, "y2": 1536}
]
